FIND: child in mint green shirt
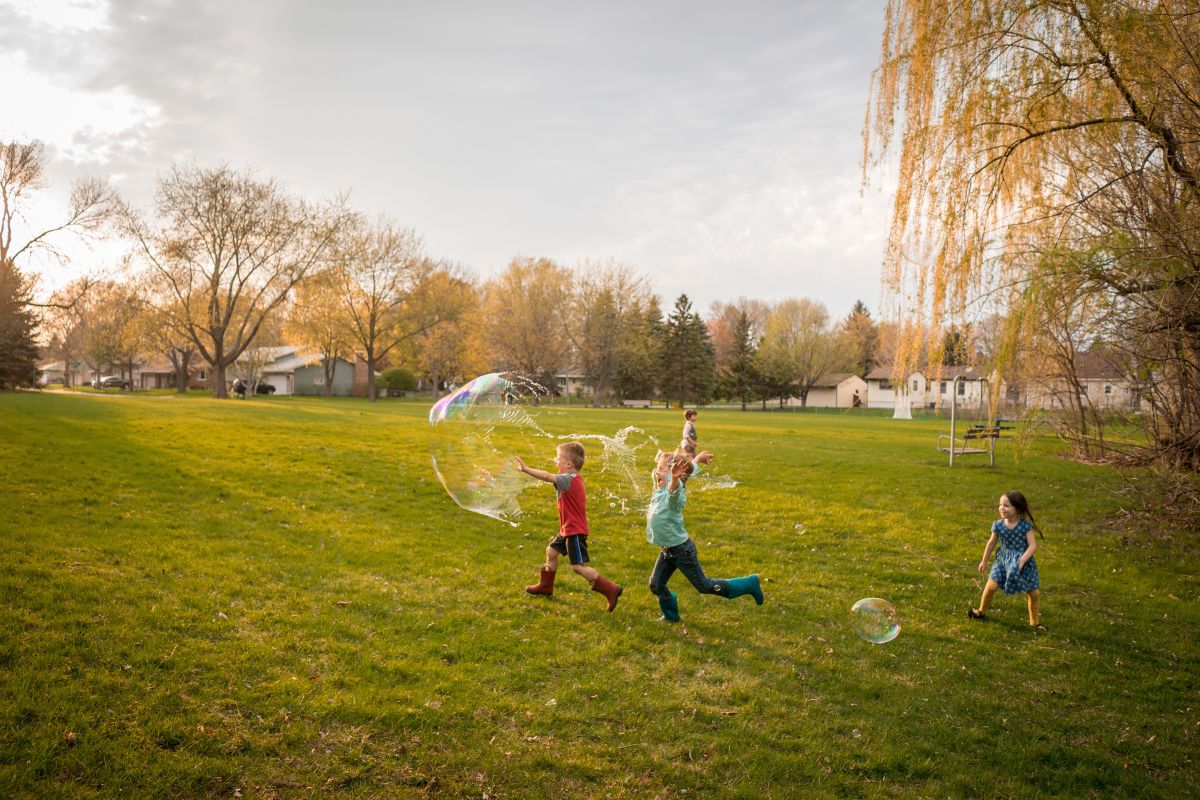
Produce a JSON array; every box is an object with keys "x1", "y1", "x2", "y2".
[{"x1": 645, "y1": 450, "x2": 763, "y2": 622}]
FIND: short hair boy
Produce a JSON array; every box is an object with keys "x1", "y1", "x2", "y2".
[{"x1": 516, "y1": 441, "x2": 622, "y2": 611}]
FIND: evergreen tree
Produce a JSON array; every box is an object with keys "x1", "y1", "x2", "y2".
[
  {"x1": 659, "y1": 294, "x2": 716, "y2": 407},
  {"x1": 0, "y1": 260, "x2": 39, "y2": 390},
  {"x1": 841, "y1": 300, "x2": 879, "y2": 376},
  {"x1": 723, "y1": 309, "x2": 759, "y2": 410},
  {"x1": 613, "y1": 297, "x2": 662, "y2": 400}
]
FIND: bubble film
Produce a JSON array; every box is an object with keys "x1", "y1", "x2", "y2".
[{"x1": 850, "y1": 597, "x2": 900, "y2": 644}]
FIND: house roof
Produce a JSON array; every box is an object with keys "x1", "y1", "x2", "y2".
[
  {"x1": 864, "y1": 364, "x2": 989, "y2": 381},
  {"x1": 927, "y1": 365, "x2": 988, "y2": 381},
  {"x1": 1074, "y1": 350, "x2": 1128, "y2": 380},
  {"x1": 812, "y1": 372, "x2": 859, "y2": 388}
]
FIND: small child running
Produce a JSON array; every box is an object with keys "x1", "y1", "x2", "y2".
[
  {"x1": 967, "y1": 490, "x2": 1046, "y2": 631},
  {"x1": 645, "y1": 449, "x2": 762, "y2": 621},
  {"x1": 517, "y1": 441, "x2": 623, "y2": 612}
]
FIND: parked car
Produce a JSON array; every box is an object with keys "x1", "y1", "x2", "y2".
[
  {"x1": 92, "y1": 376, "x2": 130, "y2": 390},
  {"x1": 255, "y1": 382, "x2": 277, "y2": 395}
]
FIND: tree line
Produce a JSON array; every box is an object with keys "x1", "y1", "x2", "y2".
[{"x1": 1, "y1": 147, "x2": 903, "y2": 405}]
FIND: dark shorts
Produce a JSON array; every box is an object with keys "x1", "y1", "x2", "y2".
[{"x1": 549, "y1": 534, "x2": 589, "y2": 565}]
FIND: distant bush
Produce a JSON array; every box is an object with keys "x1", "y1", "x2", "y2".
[{"x1": 379, "y1": 367, "x2": 418, "y2": 392}]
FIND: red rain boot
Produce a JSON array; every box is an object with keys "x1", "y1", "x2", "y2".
[
  {"x1": 591, "y1": 575, "x2": 623, "y2": 612},
  {"x1": 525, "y1": 567, "x2": 556, "y2": 596}
]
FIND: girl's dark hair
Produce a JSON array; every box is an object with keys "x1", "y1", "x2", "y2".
[
  {"x1": 684, "y1": 409, "x2": 697, "y2": 420},
  {"x1": 1004, "y1": 490, "x2": 1044, "y2": 539}
]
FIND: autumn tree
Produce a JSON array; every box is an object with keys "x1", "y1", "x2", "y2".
[
  {"x1": 407, "y1": 271, "x2": 485, "y2": 392},
  {"x1": 287, "y1": 270, "x2": 354, "y2": 396},
  {"x1": 81, "y1": 280, "x2": 146, "y2": 387},
  {"x1": 865, "y1": 1, "x2": 1200, "y2": 468},
  {"x1": 135, "y1": 284, "x2": 200, "y2": 393},
  {"x1": 41, "y1": 279, "x2": 93, "y2": 386},
  {"x1": 757, "y1": 298, "x2": 840, "y2": 407},
  {"x1": 482, "y1": 257, "x2": 572, "y2": 389},
  {"x1": 125, "y1": 164, "x2": 345, "y2": 398},
  {"x1": 561, "y1": 262, "x2": 655, "y2": 406},
  {"x1": 333, "y1": 217, "x2": 462, "y2": 401},
  {"x1": 659, "y1": 294, "x2": 716, "y2": 407}
]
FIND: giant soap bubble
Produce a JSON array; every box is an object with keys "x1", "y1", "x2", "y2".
[
  {"x1": 428, "y1": 373, "x2": 736, "y2": 526},
  {"x1": 428, "y1": 372, "x2": 550, "y2": 526}
]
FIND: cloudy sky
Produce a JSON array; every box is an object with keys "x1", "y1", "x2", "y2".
[{"x1": 3, "y1": 0, "x2": 894, "y2": 318}]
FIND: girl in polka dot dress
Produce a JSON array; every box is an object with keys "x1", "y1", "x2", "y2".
[{"x1": 967, "y1": 491, "x2": 1047, "y2": 631}]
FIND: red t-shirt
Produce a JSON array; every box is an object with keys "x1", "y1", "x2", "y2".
[{"x1": 554, "y1": 473, "x2": 589, "y2": 536}]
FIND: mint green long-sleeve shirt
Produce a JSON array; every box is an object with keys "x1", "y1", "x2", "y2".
[{"x1": 645, "y1": 463, "x2": 700, "y2": 547}]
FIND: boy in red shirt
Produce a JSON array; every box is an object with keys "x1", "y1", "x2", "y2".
[{"x1": 516, "y1": 441, "x2": 623, "y2": 611}]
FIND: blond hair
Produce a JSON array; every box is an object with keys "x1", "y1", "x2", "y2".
[{"x1": 557, "y1": 441, "x2": 585, "y2": 470}]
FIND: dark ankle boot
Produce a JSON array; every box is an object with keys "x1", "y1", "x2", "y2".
[
  {"x1": 591, "y1": 575, "x2": 623, "y2": 612},
  {"x1": 724, "y1": 574, "x2": 763, "y2": 605},
  {"x1": 525, "y1": 567, "x2": 556, "y2": 596},
  {"x1": 658, "y1": 591, "x2": 681, "y2": 622}
]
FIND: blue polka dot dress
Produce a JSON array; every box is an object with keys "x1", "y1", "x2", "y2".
[{"x1": 989, "y1": 518, "x2": 1039, "y2": 594}]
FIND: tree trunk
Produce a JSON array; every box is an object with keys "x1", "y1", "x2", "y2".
[
  {"x1": 366, "y1": 351, "x2": 378, "y2": 402},
  {"x1": 214, "y1": 362, "x2": 229, "y2": 399}
]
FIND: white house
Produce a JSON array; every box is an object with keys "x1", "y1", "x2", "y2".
[
  {"x1": 866, "y1": 365, "x2": 992, "y2": 411},
  {"x1": 864, "y1": 367, "x2": 899, "y2": 409},
  {"x1": 795, "y1": 373, "x2": 868, "y2": 408},
  {"x1": 926, "y1": 365, "x2": 991, "y2": 410}
]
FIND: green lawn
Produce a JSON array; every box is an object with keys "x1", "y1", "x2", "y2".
[{"x1": 1, "y1": 392, "x2": 1197, "y2": 799}]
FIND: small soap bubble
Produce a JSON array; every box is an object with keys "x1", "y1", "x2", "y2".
[
  {"x1": 850, "y1": 598, "x2": 900, "y2": 644},
  {"x1": 794, "y1": 523, "x2": 806, "y2": 533}
]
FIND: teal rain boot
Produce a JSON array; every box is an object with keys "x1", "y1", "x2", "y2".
[
  {"x1": 724, "y1": 575, "x2": 764, "y2": 605},
  {"x1": 658, "y1": 591, "x2": 681, "y2": 622}
]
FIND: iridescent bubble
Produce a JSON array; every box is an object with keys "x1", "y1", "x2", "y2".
[
  {"x1": 850, "y1": 598, "x2": 900, "y2": 644},
  {"x1": 428, "y1": 372, "x2": 550, "y2": 526}
]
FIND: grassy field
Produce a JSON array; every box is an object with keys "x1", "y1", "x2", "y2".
[{"x1": 1, "y1": 391, "x2": 1197, "y2": 799}]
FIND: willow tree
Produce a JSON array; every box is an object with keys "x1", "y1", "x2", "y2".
[{"x1": 865, "y1": 0, "x2": 1200, "y2": 468}]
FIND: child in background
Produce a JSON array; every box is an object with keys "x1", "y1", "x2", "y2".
[
  {"x1": 517, "y1": 441, "x2": 623, "y2": 612},
  {"x1": 646, "y1": 449, "x2": 762, "y2": 622},
  {"x1": 968, "y1": 490, "x2": 1046, "y2": 631},
  {"x1": 680, "y1": 409, "x2": 699, "y2": 455}
]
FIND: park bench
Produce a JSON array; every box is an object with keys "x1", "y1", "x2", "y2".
[{"x1": 938, "y1": 425, "x2": 1005, "y2": 466}]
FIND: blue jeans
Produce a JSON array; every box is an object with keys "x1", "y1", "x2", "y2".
[{"x1": 648, "y1": 539, "x2": 728, "y2": 599}]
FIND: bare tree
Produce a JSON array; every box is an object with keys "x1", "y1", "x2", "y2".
[
  {"x1": 1, "y1": 140, "x2": 115, "y2": 300},
  {"x1": 334, "y1": 216, "x2": 460, "y2": 401},
  {"x1": 124, "y1": 164, "x2": 346, "y2": 398}
]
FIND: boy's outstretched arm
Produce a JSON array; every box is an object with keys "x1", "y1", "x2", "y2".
[{"x1": 515, "y1": 455, "x2": 556, "y2": 484}]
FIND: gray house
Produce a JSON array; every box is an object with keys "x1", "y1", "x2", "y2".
[{"x1": 241, "y1": 347, "x2": 356, "y2": 396}]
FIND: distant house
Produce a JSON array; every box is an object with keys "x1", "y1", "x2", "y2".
[
  {"x1": 36, "y1": 360, "x2": 71, "y2": 385},
  {"x1": 926, "y1": 365, "x2": 991, "y2": 410},
  {"x1": 1074, "y1": 350, "x2": 1142, "y2": 410},
  {"x1": 236, "y1": 346, "x2": 356, "y2": 396},
  {"x1": 865, "y1": 365, "x2": 992, "y2": 410},
  {"x1": 1020, "y1": 349, "x2": 1142, "y2": 412},
  {"x1": 555, "y1": 368, "x2": 591, "y2": 399},
  {"x1": 864, "y1": 367, "x2": 899, "y2": 409},
  {"x1": 134, "y1": 356, "x2": 207, "y2": 390},
  {"x1": 794, "y1": 373, "x2": 868, "y2": 408}
]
